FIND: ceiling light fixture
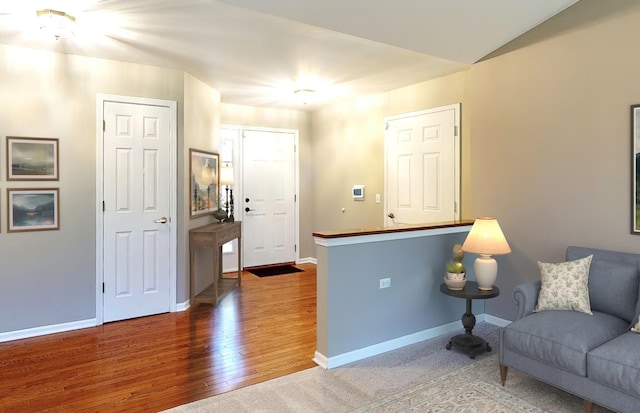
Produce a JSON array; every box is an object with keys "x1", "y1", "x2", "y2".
[
  {"x1": 36, "y1": 9, "x2": 76, "y2": 40},
  {"x1": 294, "y1": 88, "x2": 315, "y2": 105}
]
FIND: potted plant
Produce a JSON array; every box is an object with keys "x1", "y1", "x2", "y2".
[{"x1": 446, "y1": 244, "x2": 466, "y2": 281}]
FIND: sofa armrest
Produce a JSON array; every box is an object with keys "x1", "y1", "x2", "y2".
[{"x1": 513, "y1": 280, "x2": 541, "y2": 320}]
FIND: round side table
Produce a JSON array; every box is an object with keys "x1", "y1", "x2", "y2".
[{"x1": 439, "y1": 281, "x2": 500, "y2": 359}]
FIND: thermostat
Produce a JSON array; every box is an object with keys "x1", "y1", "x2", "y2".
[{"x1": 352, "y1": 185, "x2": 365, "y2": 201}]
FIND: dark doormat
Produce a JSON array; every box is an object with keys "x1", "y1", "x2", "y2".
[{"x1": 248, "y1": 265, "x2": 304, "y2": 277}]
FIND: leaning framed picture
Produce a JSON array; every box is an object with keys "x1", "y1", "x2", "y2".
[
  {"x1": 189, "y1": 148, "x2": 219, "y2": 218},
  {"x1": 7, "y1": 188, "x2": 59, "y2": 232},
  {"x1": 633, "y1": 105, "x2": 640, "y2": 233},
  {"x1": 6, "y1": 136, "x2": 59, "y2": 181}
]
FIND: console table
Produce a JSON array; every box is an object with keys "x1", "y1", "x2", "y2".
[
  {"x1": 189, "y1": 221, "x2": 241, "y2": 307},
  {"x1": 440, "y1": 281, "x2": 499, "y2": 359}
]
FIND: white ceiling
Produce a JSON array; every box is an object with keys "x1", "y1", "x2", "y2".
[{"x1": 0, "y1": 0, "x2": 579, "y2": 110}]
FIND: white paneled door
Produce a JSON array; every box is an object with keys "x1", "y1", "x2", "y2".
[
  {"x1": 385, "y1": 104, "x2": 460, "y2": 226},
  {"x1": 102, "y1": 100, "x2": 173, "y2": 323},
  {"x1": 242, "y1": 129, "x2": 296, "y2": 267}
]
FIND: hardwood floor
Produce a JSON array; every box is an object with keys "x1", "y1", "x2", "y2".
[{"x1": 0, "y1": 264, "x2": 317, "y2": 412}]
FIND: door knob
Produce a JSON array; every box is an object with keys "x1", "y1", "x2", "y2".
[
  {"x1": 245, "y1": 198, "x2": 250, "y2": 202},
  {"x1": 154, "y1": 217, "x2": 168, "y2": 224},
  {"x1": 245, "y1": 207, "x2": 255, "y2": 212},
  {"x1": 387, "y1": 212, "x2": 395, "y2": 219}
]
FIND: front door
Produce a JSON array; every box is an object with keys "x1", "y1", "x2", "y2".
[
  {"x1": 385, "y1": 104, "x2": 460, "y2": 225},
  {"x1": 242, "y1": 129, "x2": 296, "y2": 267},
  {"x1": 100, "y1": 97, "x2": 175, "y2": 323}
]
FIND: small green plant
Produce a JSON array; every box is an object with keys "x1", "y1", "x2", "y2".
[
  {"x1": 446, "y1": 261, "x2": 466, "y2": 273},
  {"x1": 446, "y1": 244, "x2": 466, "y2": 273}
]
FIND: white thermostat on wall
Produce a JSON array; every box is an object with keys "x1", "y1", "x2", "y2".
[{"x1": 352, "y1": 185, "x2": 365, "y2": 201}]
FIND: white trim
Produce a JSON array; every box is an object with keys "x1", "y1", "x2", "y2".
[
  {"x1": 485, "y1": 314, "x2": 511, "y2": 327},
  {"x1": 95, "y1": 94, "x2": 178, "y2": 325},
  {"x1": 297, "y1": 257, "x2": 317, "y2": 265},
  {"x1": 176, "y1": 300, "x2": 190, "y2": 312},
  {"x1": 313, "y1": 315, "x2": 507, "y2": 369},
  {"x1": 0, "y1": 319, "x2": 96, "y2": 343},
  {"x1": 313, "y1": 225, "x2": 472, "y2": 248}
]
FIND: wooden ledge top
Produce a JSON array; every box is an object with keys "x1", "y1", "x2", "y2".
[{"x1": 312, "y1": 220, "x2": 474, "y2": 239}]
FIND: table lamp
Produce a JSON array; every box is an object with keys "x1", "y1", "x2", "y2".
[
  {"x1": 461, "y1": 217, "x2": 511, "y2": 290},
  {"x1": 220, "y1": 164, "x2": 235, "y2": 222}
]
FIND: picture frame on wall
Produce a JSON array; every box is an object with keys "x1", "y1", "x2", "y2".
[
  {"x1": 6, "y1": 137, "x2": 59, "y2": 181},
  {"x1": 189, "y1": 148, "x2": 219, "y2": 218},
  {"x1": 632, "y1": 104, "x2": 640, "y2": 234},
  {"x1": 7, "y1": 188, "x2": 59, "y2": 232}
]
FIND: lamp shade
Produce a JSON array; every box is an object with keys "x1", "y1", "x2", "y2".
[
  {"x1": 220, "y1": 165, "x2": 235, "y2": 186},
  {"x1": 462, "y1": 217, "x2": 511, "y2": 255}
]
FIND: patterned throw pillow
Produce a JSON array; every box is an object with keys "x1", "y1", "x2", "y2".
[{"x1": 534, "y1": 255, "x2": 593, "y2": 314}]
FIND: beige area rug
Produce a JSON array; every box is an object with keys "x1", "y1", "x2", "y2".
[{"x1": 163, "y1": 323, "x2": 612, "y2": 413}]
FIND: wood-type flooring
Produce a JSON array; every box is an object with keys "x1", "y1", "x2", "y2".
[{"x1": 0, "y1": 264, "x2": 317, "y2": 412}]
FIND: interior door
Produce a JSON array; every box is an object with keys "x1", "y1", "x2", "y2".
[
  {"x1": 242, "y1": 129, "x2": 296, "y2": 267},
  {"x1": 102, "y1": 100, "x2": 172, "y2": 322},
  {"x1": 385, "y1": 104, "x2": 460, "y2": 225}
]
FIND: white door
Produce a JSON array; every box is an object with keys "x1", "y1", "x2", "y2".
[
  {"x1": 101, "y1": 99, "x2": 173, "y2": 322},
  {"x1": 242, "y1": 129, "x2": 296, "y2": 267},
  {"x1": 385, "y1": 104, "x2": 460, "y2": 225}
]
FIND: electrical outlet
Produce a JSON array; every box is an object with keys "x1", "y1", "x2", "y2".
[{"x1": 379, "y1": 277, "x2": 391, "y2": 289}]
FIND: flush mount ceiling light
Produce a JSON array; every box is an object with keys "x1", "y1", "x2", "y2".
[
  {"x1": 294, "y1": 88, "x2": 315, "y2": 105},
  {"x1": 36, "y1": 9, "x2": 76, "y2": 40}
]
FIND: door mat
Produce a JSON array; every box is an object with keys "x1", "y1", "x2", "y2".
[{"x1": 248, "y1": 265, "x2": 304, "y2": 277}]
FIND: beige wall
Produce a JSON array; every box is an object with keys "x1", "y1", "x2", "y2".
[
  {"x1": 220, "y1": 103, "x2": 315, "y2": 258},
  {"x1": 311, "y1": 70, "x2": 472, "y2": 235},
  {"x1": 470, "y1": 0, "x2": 640, "y2": 320},
  {"x1": 182, "y1": 73, "x2": 221, "y2": 301}
]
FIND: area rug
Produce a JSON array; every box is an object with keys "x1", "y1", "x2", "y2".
[
  {"x1": 163, "y1": 323, "x2": 603, "y2": 412},
  {"x1": 247, "y1": 264, "x2": 303, "y2": 277}
]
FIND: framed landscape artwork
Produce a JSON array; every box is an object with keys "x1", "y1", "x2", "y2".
[
  {"x1": 6, "y1": 137, "x2": 59, "y2": 181},
  {"x1": 189, "y1": 148, "x2": 219, "y2": 218},
  {"x1": 7, "y1": 188, "x2": 59, "y2": 232},
  {"x1": 632, "y1": 104, "x2": 640, "y2": 234}
]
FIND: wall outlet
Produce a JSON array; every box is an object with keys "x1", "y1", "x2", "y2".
[{"x1": 379, "y1": 277, "x2": 391, "y2": 289}]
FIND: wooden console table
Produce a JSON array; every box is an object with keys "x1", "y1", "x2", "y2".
[{"x1": 189, "y1": 221, "x2": 241, "y2": 307}]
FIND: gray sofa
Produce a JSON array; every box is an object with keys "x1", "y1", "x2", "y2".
[{"x1": 499, "y1": 246, "x2": 640, "y2": 413}]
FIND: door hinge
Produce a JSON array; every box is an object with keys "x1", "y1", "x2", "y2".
[
  {"x1": 454, "y1": 201, "x2": 458, "y2": 214},
  {"x1": 294, "y1": 194, "x2": 297, "y2": 202},
  {"x1": 102, "y1": 201, "x2": 105, "y2": 212},
  {"x1": 385, "y1": 121, "x2": 389, "y2": 130},
  {"x1": 454, "y1": 125, "x2": 458, "y2": 137},
  {"x1": 295, "y1": 244, "x2": 297, "y2": 252},
  {"x1": 102, "y1": 283, "x2": 105, "y2": 293},
  {"x1": 103, "y1": 120, "x2": 105, "y2": 132}
]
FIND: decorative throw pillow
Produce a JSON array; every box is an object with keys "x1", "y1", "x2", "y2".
[
  {"x1": 534, "y1": 255, "x2": 593, "y2": 314},
  {"x1": 632, "y1": 316, "x2": 640, "y2": 333}
]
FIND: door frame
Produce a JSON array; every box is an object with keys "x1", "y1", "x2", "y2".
[
  {"x1": 95, "y1": 94, "x2": 178, "y2": 325},
  {"x1": 222, "y1": 124, "x2": 300, "y2": 267},
  {"x1": 383, "y1": 103, "x2": 461, "y2": 225}
]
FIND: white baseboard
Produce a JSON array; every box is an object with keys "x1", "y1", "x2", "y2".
[
  {"x1": 176, "y1": 300, "x2": 190, "y2": 312},
  {"x1": 484, "y1": 314, "x2": 511, "y2": 327},
  {"x1": 297, "y1": 257, "x2": 317, "y2": 265},
  {"x1": 0, "y1": 318, "x2": 97, "y2": 343},
  {"x1": 313, "y1": 314, "x2": 510, "y2": 369}
]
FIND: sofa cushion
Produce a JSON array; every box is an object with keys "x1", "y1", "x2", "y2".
[
  {"x1": 587, "y1": 261, "x2": 639, "y2": 323},
  {"x1": 534, "y1": 255, "x2": 593, "y2": 314},
  {"x1": 567, "y1": 246, "x2": 640, "y2": 323},
  {"x1": 587, "y1": 332, "x2": 640, "y2": 398},
  {"x1": 503, "y1": 310, "x2": 629, "y2": 376}
]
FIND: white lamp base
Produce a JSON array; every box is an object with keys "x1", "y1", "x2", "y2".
[{"x1": 474, "y1": 255, "x2": 497, "y2": 290}]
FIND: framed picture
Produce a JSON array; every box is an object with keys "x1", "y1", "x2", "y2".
[
  {"x1": 633, "y1": 105, "x2": 640, "y2": 234},
  {"x1": 7, "y1": 188, "x2": 59, "y2": 232},
  {"x1": 6, "y1": 137, "x2": 59, "y2": 181},
  {"x1": 189, "y1": 149, "x2": 219, "y2": 218}
]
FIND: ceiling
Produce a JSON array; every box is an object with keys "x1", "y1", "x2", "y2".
[{"x1": 0, "y1": 0, "x2": 579, "y2": 110}]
